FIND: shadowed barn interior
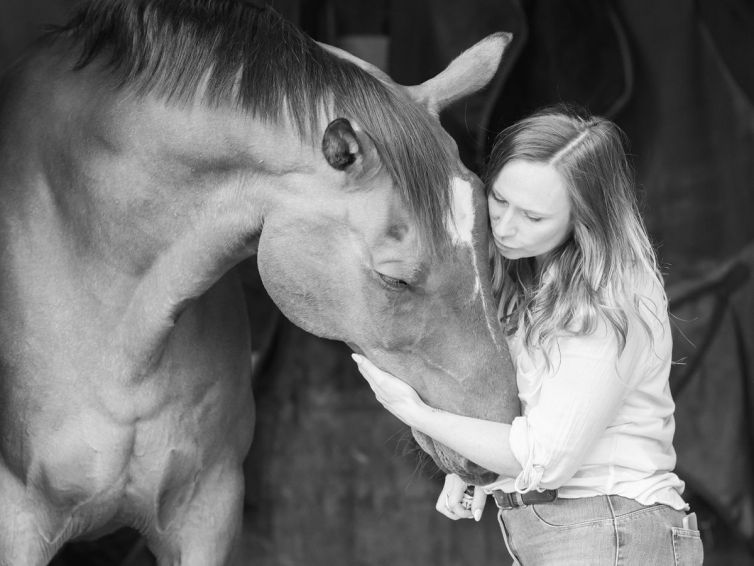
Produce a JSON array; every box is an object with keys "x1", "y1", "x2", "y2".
[{"x1": 1, "y1": 0, "x2": 753, "y2": 565}]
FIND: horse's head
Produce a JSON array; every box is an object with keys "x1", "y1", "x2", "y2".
[{"x1": 257, "y1": 34, "x2": 517, "y2": 485}]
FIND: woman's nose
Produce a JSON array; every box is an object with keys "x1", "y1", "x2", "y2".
[{"x1": 493, "y1": 208, "x2": 516, "y2": 238}]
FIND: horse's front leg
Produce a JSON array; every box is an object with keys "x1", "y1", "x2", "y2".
[
  {"x1": 146, "y1": 458, "x2": 246, "y2": 566},
  {"x1": 0, "y1": 466, "x2": 69, "y2": 566}
]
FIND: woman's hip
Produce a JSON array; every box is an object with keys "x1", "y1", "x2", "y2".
[{"x1": 497, "y1": 494, "x2": 703, "y2": 566}]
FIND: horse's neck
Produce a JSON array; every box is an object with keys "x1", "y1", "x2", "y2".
[{"x1": 0, "y1": 54, "x2": 312, "y2": 372}]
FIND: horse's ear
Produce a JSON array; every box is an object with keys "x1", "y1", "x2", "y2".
[
  {"x1": 322, "y1": 118, "x2": 380, "y2": 177},
  {"x1": 406, "y1": 32, "x2": 513, "y2": 115}
]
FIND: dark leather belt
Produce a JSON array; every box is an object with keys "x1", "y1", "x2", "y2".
[{"x1": 491, "y1": 489, "x2": 558, "y2": 510}]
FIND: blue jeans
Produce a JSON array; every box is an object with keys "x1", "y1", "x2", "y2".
[{"x1": 497, "y1": 495, "x2": 704, "y2": 565}]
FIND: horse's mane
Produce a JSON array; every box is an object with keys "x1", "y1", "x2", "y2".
[{"x1": 44, "y1": 0, "x2": 454, "y2": 249}]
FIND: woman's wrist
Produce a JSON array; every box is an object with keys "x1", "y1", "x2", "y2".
[
  {"x1": 393, "y1": 395, "x2": 427, "y2": 428},
  {"x1": 407, "y1": 400, "x2": 446, "y2": 434}
]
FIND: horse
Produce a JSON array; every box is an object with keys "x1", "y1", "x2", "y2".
[{"x1": 0, "y1": 1, "x2": 517, "y2": 564}]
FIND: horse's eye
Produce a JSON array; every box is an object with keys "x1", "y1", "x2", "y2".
[{"x1": 378, "y1": 273, "x2": 410, "y2": 291}]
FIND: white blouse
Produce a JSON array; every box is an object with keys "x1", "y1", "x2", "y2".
[{"x1": 484, "y1": 277, "x2": 688, "y2": 510}]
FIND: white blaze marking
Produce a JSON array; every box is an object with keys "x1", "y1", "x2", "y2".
[
  {"x1": 446, "y1": 177, "x2": 479, "y2": 295},
  {"x1": 446, "y1": 176, "x2": 505, "y2": 352},
  {"x1": 447, "y1": 177, "x2": 475, "y2": 246}
]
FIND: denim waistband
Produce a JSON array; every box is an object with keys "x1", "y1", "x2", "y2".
[{"x1": 501, "y1": 494, "x2": 660, "y2": 519}]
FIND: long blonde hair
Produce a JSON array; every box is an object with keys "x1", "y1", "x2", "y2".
[{"x1": 485, "y1": 105, "x2": 665, "y2": 357}]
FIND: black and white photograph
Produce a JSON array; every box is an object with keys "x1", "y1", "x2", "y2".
[{"x1": 0, "y1": 1, "x2": 752, "y2": 564}]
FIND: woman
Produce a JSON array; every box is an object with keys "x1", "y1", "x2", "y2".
[{"x1": 352, "y1": 105, "x2": 703, "y2": 565}]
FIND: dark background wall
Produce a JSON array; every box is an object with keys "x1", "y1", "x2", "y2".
[{"x1": 2, "y1": 1, "x2": 753, "y2": 565}]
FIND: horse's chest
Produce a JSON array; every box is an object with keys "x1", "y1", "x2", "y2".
[
  {"x1": 23, "y1": 411, "x2": 134, "y2": 513},
  {"x1": 2, "y1": 286, "x2": 254, "y2": 522}
]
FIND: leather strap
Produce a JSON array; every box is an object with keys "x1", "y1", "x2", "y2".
[{"x1": 491, "y1": 489, "x2": 558, "y2": 509}]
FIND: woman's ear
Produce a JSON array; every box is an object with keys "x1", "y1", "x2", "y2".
[{"x1": 322, "y1": 118, "x2": 380, "y2": 178}]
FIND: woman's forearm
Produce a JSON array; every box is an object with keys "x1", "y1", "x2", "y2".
[{"x1": 409, "y1": 404, "x2": 522, "y2": 480}]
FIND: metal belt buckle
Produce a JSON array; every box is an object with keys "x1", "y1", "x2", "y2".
[
  {"x1": 491, "y1": 490, "x2": 517, "y2": 510},
  {"x1": 512, "y1": 492, "x2": 527, "y2": 508}
]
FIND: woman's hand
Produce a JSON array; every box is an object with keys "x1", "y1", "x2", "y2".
[
  {"x1": 352, "y1": 353, "x2": 425, "y2": 426},
  {"x1": 436, "y1": 473, "x2": 487, "y2": 522}
]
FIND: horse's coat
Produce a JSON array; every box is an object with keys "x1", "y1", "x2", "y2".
[{"x1": 0, "y1": 1, "x2": 517, "y2": 563}]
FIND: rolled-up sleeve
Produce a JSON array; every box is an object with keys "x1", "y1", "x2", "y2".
[{"x1": 508, "y1": 327, "x2": 631, "y2": 492}]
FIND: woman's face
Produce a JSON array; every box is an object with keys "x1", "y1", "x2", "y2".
[{"x1": 487, "y1": 159, "x2": 573, "y2": 262}]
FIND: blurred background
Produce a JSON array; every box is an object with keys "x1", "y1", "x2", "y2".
[{"x1": 1, "y1": 0, "x2": 753, "y2": 564}]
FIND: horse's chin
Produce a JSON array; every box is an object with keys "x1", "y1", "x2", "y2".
[{"x1": 411, "y1": 430, "x2": 499, "y2": 486}]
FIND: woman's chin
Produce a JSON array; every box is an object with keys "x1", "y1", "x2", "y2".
[{"x1": 500, "y1": 249, "x2": 524, "y2": 260}]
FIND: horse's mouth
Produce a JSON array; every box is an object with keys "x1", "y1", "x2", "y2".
[{"x1": 411, "y1": 429, "x2": 498, "y2": 486}]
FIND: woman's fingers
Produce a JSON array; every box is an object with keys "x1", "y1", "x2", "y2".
[
  {"x1": 435, "y1": 475, "x2": 461, "y2": 520},
  {"x1": 471, "y1": 486, "x2": 487, "y2": 521},
  {"x1": 352, "y1": 354, "x2": 391, "y2": 407},
  {"x1": 447, "y1": 478, "x2": 471, "y2": 518},
  {"x1": 352, "y1": 354, "x2": 376, "y2": 386},
  {"x1": 435, "y1": 474, "x2": 478, "y2": 520},
  {"x1": 352, "y1": 353, "x2": 393, "y2": 397}
]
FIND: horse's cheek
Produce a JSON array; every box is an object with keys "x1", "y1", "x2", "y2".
[{"x1": 256, "y1": 240, "x2": 337, "y2": 338}]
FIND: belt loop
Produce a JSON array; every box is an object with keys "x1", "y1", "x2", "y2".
[{"x1": 514, "y1": 492, "x2": 524, "y2": 507}]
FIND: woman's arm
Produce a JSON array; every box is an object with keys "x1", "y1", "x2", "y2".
[
  {"x1": 413, "y1": 402, "x2": 522, "y2": 478},
  {"x1": 354, "y1": 318, "x2": 638, "y2": 492},
  {"x1": 352, "y1": 354, "x2": 522, "y2": 478}
]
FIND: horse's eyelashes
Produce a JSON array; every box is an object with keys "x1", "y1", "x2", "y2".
[{"x1": 377, "y1": 273, "x2": 410, "y2": 291}]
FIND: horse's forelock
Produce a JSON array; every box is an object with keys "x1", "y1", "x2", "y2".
[
  {"x1": 330, "y1": 70, "x2": 455, "y2": 254},
  {"x1": 47, "y1": 0, "x2": 455, "y2": 252}
]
